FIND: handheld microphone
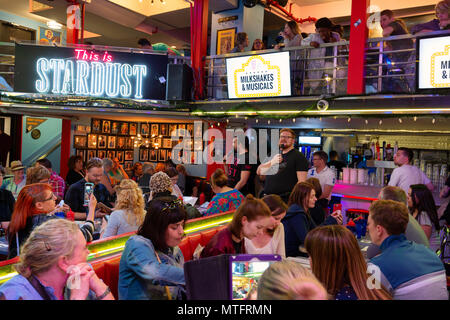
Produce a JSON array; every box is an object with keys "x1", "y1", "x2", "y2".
[{"x1": 279, "y1": 144, "x2": 287, "y2": 170}]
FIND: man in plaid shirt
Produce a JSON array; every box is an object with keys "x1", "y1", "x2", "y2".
[{"x1": 36, "y1": 158, "x2": 66, "y2": 200}]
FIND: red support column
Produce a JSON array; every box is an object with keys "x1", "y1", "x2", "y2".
[
  {"x1": 60, "y1": 119, "x2": 71, "y2": 179},
  {"x1": 191, "y1": 0, "x2": 209, "y2": 100},
  {"x1": 347, "y1": 0, "x2": 370, "y2": 95}
]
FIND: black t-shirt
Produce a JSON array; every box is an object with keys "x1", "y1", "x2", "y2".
[
  {"x1": 65, "y1": 169, "x2": 84, "y2": 187},
  {"x1": 0, "y1": 189, "x2": 14, "y2": 222},
  {"x1": 227, "y1": 151, "x2": 257, "y2": 196},
  {"x1": 327, "y1": 160, "x2": 345, "y2": 174},
  {"x1": 64, "y1": 179, "x2": 111, "y2": 214},
  {"x1": 263, "y1": 149, "x2": 309, "y2": 196},
  {"x1": 387, "y1": 21, "x2": 413, "y2": 59}
]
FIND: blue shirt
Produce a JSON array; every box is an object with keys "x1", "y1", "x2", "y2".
[{"x1": 0, "y1": 274, "x2": 96, "y2": 300}]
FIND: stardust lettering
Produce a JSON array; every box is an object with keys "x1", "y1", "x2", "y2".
[{"x1": 34, "y1": 57, "x2": 147, "y2": 99}]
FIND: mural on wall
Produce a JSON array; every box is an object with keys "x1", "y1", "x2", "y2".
[
  {"x1": 216, "y1": 28, "x2": 236, "y2": 55},
  {"x1": 37, "y1": 27, "x2": 62, "y2": 45}
]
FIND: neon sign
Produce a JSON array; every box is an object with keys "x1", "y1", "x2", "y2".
[{"x1": 34, "y1": 49, "x2": 147, "y2": 99}]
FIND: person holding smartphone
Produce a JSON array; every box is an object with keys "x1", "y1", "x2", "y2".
[{"x1": 65, "y1": 158, "x2": 112, "y2": 221}]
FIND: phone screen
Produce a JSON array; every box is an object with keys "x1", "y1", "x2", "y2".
[
  {"x1": 333, "y1": 203, "x2": 342, "y2": 212},
  {"x1": 84, "y1": 183, "x2": 94, "y2": 206}
]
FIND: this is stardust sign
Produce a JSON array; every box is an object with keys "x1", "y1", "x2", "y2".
[{"x1": 14, "y1": 44, "x2": 168, "y2": 100}]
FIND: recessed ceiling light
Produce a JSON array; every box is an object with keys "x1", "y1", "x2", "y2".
[{"x1": 47, "y1": 20, "x2": 62, "y2": 30}]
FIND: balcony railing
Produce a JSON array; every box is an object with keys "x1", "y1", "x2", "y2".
[{"x1": 204, "y1": 30, "x2": 450, "y2": 100}]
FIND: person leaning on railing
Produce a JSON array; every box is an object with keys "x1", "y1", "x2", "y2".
[{"x1": 411, "y1": 0, "x2": 450, "y2": 34}]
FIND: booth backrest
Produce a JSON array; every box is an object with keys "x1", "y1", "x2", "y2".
[{"x1": 179, "y1": 225, "x2": 227, "y2": 262}]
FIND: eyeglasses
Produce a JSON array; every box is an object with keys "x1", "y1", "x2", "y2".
[
  {"x1": 161, "y1": 199, "x2": 183, "y2": 213},
  {"x1": 42, "y1": 193, "x2": 55, "y2": 202},
  {"x1": 280, "y1": 135, "x2": 294, "y2": 139}
]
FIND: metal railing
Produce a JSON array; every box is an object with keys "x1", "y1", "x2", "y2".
[{"x1": 203, "y1": 30, "x2": 450, "y2": 100}]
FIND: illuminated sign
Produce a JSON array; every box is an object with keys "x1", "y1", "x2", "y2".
[
  {"x1": 417, "y1": 34, "x2": 450, "y2": 91},
  {"x1": 15, "y1": 44, "x2": 168, "y2": 100},
  {"x1": 226, "y1": 51, "x2": 291, "y2": 99}
]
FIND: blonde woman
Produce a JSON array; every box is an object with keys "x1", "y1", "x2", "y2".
[
  {"x1": 0, "y1": 219, "x2": 114, "y2": 300},
  {"x1": 101, "y1": 179, "x2": 145, "y2": 238},
  {"x1": 257, "y1": 260, "x2": 328, "y2": 300}
]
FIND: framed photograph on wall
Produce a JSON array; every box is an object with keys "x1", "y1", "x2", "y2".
[
  {"x1": 187, "y1": 124, "x2": 194, "y2": 137},
  {"x1": 87, "y1": 134, "x2": 97, "y2": 149},
  {"x1": 129, "y1": 123, "x2": 138, "y2": 136},
  {"x1": 116, "y1": 151, "x2": 125, "y2": 163},
  {"x1": 87, "y1": 149, "x2": 97, "y2": 161},
  {"x1": 178, "y1": 124, "x2": 186, "y2": 137},
  {"x1": 169, "y1": 124, "x2": 178, "y2": 137},
  {"x1": 167, "y1": 149, "x2": 172, "y2": 160},
  {"x1": 98, "y1": 150, "x2": 106, "y2": 159},
  {"x1": 76, "y1": 149, "x2": 85, "y2": 160},
  {"x1": 98, "y1": 135, "x2": 107, "y2": 149},
  {"x1": 149, "y1": 149, "x2": 158, "y2": 162},
  {"x1": 140, "y1": 123, "x2": 150, "y2": 136},
  {"x1": 38, "y1": 27, "x2": 61, "y2": 46},
  {"x1": 216, "y1": 28, "x2": 236, "y2": 55},
  {"x1": 163, "y1": 138, "x2": 172, "y2": 149},
  {"x1": 102, "y1": 120, "x2": 111, "y2": 134},
  {"x1": 120, "y1": 122, "x2": 129, "y2": 135},
  {"x1": 151, "y1": 124, "x2": 159, "y2": 137},
  {"x1": 159, "y1": 149, "x2": 167, "y2": 162},
  {"x1": 108, "y1": 136, "x2": 116, "y2": 149},
  {"x1": 117, "y1": 137, "x2": 126, "y2": 149},
  {"x1": 160, "y1": 124, "x2": 168, "y2": 137},
  {"x1": 111, "y1": 122, "x2": 120, "y2": 135},
  {"x1": 91, "y1": 119, "x2": 101, "y2": 133},
  {"x1": 154, "y1": 138, "x2": 162, "y2": 148},
  {"x1": 139, "y1": 149, "x2": 149, "y2": 161},
  {"x1": 124, "y1": 161, "x2": 133, "y2": 171},
  {"x1": 125, "y1": 150, "x2": 134, "y2": 161},
  {"x1": 107, "y1": 150, "x2": 115, "y2": 159},
  {"x1": 126, "y1": 137, "x2": 133, "y2": 149},
  {"x1": 74, "y1": 135, "x2": 87, "y2": 148}
]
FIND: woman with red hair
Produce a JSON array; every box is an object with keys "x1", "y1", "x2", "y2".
[{"x1": 7, "y1": 183, "x2": 97, "y2": 259}]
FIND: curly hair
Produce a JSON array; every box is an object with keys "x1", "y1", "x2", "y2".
[{"x1": 115, "y1": 179, "x2": 146, "y2": 227}]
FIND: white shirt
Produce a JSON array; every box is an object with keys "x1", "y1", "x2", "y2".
[
  {"x1": 307, "y1": 166, "x2": 336, "y2": 200},
  {"x1": 388, "y1": 164, "x2": 431, "y2": 194},
  {"x1": 244, "y1": 224, "x2": 285, "y2": 258}
]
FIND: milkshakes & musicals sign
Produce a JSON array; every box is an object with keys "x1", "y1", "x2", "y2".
[
  {"x1": 14, "y1": 43, "x2": 168, "y2": 100},
  {"x1": 417, "y1": 34, "x2": 450, "y2": 91},
  {"x1": 226, "y1": 51, "x2": 291, "y2": 99}
]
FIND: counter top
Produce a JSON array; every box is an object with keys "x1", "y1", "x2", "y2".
[{"x1": 332, "y1": 182, "x2": 442, "y2": 206}]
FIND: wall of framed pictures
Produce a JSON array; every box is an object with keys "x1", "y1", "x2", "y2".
[{"x1": 73, "y1": 118, "x2": 204, "y2": 170}]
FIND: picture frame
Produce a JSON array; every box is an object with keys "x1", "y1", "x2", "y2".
[
  {"x1": 120, "y1": 122, "x2": 129, "y2": 135},
  {"x1": 76, "y1": 149, "x2": 85, "y2": 160},
  {"x1": 98, "y1": 150, "x2": 106, "y2": 159},
  {"x1": 107, "y1": 135, "x2": 116, "y2": 149},
  {"x1": 163, "y1": 138, "x2": 172, "y2": 149},
  {"x1": 159, "y1": 149, "x2": 167, "y2": 162},
  {"x1": 187, "y1": 124, "x2": 194, "y2": 137},
  {"x1": 111, "y1": 121, "x2": 120, "y2": 135},
  {"x1": 91, "y1": 119, "x2": 101, "y2": 133},
  {"x1": 126, "y1": 137, "x2": 133, "y2": 149},
  {"x1": 129, "y1": 123, "x2": 138, "y2": 136},
  {"x1": 160, "y1": 124, "x2": 168, "y2": 137},
  {"x1": 154, "y1": 138, "x2": 162, "y2": 148},
  {"x1": 74, "y1": 135, "x2": 87, "y2": 148},
  {"x1": 125, "y1": 150, "x2": 134, "y2": 161},
  {"x1": 117, "y1": 136, "x2": 126, "y2": 149},
  {"x1": 116, "y1": 151, "x2": 125, "y2": 163},
  {"x1": 178, "y1": 124, "x2": 186, "y2": 137},
  {"x1": 216, "y1": 28, "x2": 236, "y2": 55},
  {"x1": 149, "y1": 149, "x2": 158, "y2": 162},
  {"x1": 102, "y1": 120, "x2": 111, "y2": 134},
  {"x1": 87, "y1": 134, "x2": 97, "y2": 149},
  {"x1": 107, "y1": 150, "x2": 115, "y2": 159},
  {"x1": 169, "y1": 124, "x2": 178, "y2": 137},
  {"x1": 124, "y1": 161, "x2": 133, "y2": 171},
  {"x1": 76, "y1": 125, "x2": 87, "y2": 134},
  {"x1": 87, "y1": 149, "x2": 97, "y2": 160},
  {"x1": 140, "y1": 123, "x2": 150, "y2": 136},
  {"x1": 167, "y1": 149, "x2": 172, "y2": 160},
  {"x1": 139, "y1": 149, "x2": 149, "y2": 161},
  {"x1": 151, "y1": 124, "x2": 159, "y2": 137},
  {"x1": 38, "y1": 27, "x2": 62, "y2": 46},
  {"x1": 97, "y1": 135, "x2": 107, "y2": 149}
]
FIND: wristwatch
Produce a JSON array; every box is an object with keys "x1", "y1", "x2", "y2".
[{"x1": 96, "y1": 286, "x2": 111, "y2": 300}]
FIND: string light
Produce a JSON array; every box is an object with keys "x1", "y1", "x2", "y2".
[
  {"x1": 379, "y1": 120, "x2": 383, "y2": 125},
  {"x1": 347, "y1": 117, "x2": 351, "y2": 123},
  {"x1": 279, "y1": 119, "x2": 282, "y2": 123},
  {"x1": 432, "y1": 118, "x2": 436, "y2": 124},
  {"x1": 398, "y1": 118, "x2": 402, "y2": 123},
  {"x1": 256, "y1": 119, "x2": 259, "y2": 123},
  {"x1": 365, "y1": 119, "x2": 368, "y2": 125},
  {"x1": 293, "y1": 118, "x2": 296, "y2": 123},
  {"x1": 413, "y1": 116, "x2": 417, "y2": 121},
  {"x1": 268, "y1": 120, "x2": 271, "y2": 124}
]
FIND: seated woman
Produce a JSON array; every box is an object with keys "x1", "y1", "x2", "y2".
[
  {"x1": 146, "y1": 171, "x2": 181, "y2": 205},
  {"x1": 7, "y1": 183, "x2": 97, "y2": 259},
  {"x1": 257, "y1": 260, "x2": 328, "y2": 300},
  {"x1": 306, "y1": 177, "x2": 327, "y2": 225},
  {"x1": 411, "y1": 1, "x2": 450, "y2": 34},
  {"x1": 201, "y1": 195, "x2": 272, "y2": 258},
  {"x1": 175, "y1": 164, "x2": 187, "y2": 194},
  {"x1": 408, "y1": 184, "x2": 441, "y2": 252},
  {"x1": 205, "y1": 169, "x2": 244, "y2": 216},
  {"x1": 305, "y1": 225, "x2": 391, "y2": 300},
  {"x1": 165, "y1": 167, "x2": 183, "y2": 200},
  {"x1": 118, "y1": 197, "x2": 187, "y2": 300},
  {"x1": 283, "y1": 182, "x2": 342, "y2": 257},
  {"x1": 25, "y1": 165, "x2": 51, "y2": 185},
  {"x1": 244, "y1": 194, "x2": 287, "y2": 258},
  {"x1": 102, "y1": 158, "x2": 129, "y2": 193},
  {"x1": 101, "y1": 179, "x2": 146, "y2": 239},
  {"x1": 65, "y1": 155, "x2": 85, "y2": 188},
  {"x1": 0, "y1": 219, "x2": 114, "y2": 300},
  {"x1": 0, "y1": 166, "x2": 15, "y2": 232},
  {"x1": 138, "y1": 162, "x2": 155, "y2": 194},
  {"x1": 130, "y1": 162, "x2": 143, "y2": 182},
  {"x1": 100, "y1": 158, "x2": 116, "y2": 197}
]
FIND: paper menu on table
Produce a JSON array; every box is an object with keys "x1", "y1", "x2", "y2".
[{"x1": 183, "y1": 196, "x2": 198, "y2": 206}]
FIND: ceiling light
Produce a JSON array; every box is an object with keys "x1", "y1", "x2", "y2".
[{"x1": 47, "y1": 20, "x2": 62, "y2": 30}]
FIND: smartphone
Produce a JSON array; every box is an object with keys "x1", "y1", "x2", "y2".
[
  {"x1": 84, "y1": 182, "x2": 94, "y2": 206},
  {"x1": 333, "y1": 203, "x2": 342, "y2": 213}
]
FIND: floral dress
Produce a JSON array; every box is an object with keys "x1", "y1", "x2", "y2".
[{"x1": 205, "y1": 189, "x2": 244, "y2": 216}]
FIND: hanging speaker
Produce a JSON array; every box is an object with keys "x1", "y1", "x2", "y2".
[{"x1": 243, "y1": 0, "x2": 258, "y2": 8}]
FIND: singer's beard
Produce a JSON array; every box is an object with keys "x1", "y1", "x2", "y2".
[{"x1": 279, "y1": 143, "x2": 287, "y2": 150}]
